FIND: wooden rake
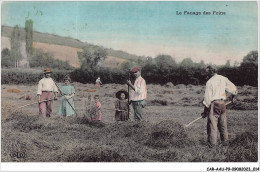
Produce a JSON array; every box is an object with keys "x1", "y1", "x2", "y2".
[{"x1": 18, "y1": 98, "x2": 55, "y2": 109}]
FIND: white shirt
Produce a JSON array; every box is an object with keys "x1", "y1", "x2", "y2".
[
  {"x1": 203, "y1": 74, "x2": 238, "y2": 108},
  {"x1": 37, "y1": 78, "x2": 58, "y2": 95},
  {"x1": 130, "y1": 76, "x2": 147, "y2": 101},
  {"x1": 96, "y1": 78, "x2": 102, "y2": 84}
]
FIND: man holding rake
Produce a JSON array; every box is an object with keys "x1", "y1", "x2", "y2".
[
  {"x1": 37, "y1": 68, "x2": 58, "y2": 117},
  {"x1": 201, "y1": 65, "x2": 238, "y2": 148},
  {"x1": 126, "y1": 66, "x2": 147, "y2": 121}
]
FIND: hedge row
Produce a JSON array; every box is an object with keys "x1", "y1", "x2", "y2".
[{"x1": 1, "y1": 69, "x2": 72, "y2": 85}]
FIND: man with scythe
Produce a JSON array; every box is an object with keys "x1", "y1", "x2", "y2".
[
  {"x1": 201, "y1": 65, "x2": 238, "y2": 148},
  {"x1": 37, "y1": 68, "x2": 58, "y2": 117}
]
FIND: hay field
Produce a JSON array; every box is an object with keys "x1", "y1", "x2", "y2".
[{"x1": 1, "y1": 83, "x2": 258, "y2": 162}]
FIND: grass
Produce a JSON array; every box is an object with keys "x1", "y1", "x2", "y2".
[
  {"x1": 1, "y1": 106, "x2": 258, "y2": 162},
  {"x1": 1, "y1": 83, "x2": 258, "y2": 162}
]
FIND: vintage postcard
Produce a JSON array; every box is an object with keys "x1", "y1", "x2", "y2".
[{"x1": 1, "y1": 1, "x2": 259, "y2": 171}]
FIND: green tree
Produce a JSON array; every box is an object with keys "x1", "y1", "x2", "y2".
[
  {"x1": 241, "y1": 51, "x2": 258, "y2": 65},
  {"x1": 239, "y1": 51, "x2": 258, "y2": 86},
  {"x1": 1, "y1": 48, "x2": 12, "y2": 67},
  {"x1": 94, "y1": 47, "x2": 107, "y2": 67},
  {"x1": 119, "y1": 61, "x2": 132, "y2": 72},
  {"x1": 154, "y1": 54, "x2": 177, "y2": 69},
  {"x1": 25, "y1": 19, "x2": 33, "y2": 56},
  {"x1": 10, "y1": 25, "x2": 22, "y2": 67},
  {"x1": 180, "y1": 57, "x2": 194, "y2": 68},
  {"x1": 199, "y1": 60, "x2": 205, "y2": 67},
  {"x1": 225, "y1": 60, "x2": 231, "y2": 67},
  {"x1": 153, "y1": 55, "x2": 177, "y2": 83},
  {"x1": 79, "y1": 46, "x2": 107, "y2": 70}
]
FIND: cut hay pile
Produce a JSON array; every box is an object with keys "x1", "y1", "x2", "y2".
[
  {"x1": 86, "y1": 89, "x2": 97, "y2": 92},
  {"x1": 7, "y1": 89, "x2": 21, "y2": 93},
  {"x1": 100, "y1": 121, "x2": 152, "y2": 143},
  {"x1": 149, "y1": 99, "x2": 168, "y2": 106},
  {"x1": 226, "y1": 132, "x2": 258, "y2": 162},
  {"x1": 19, "y1": 95, "x2": 32, "y2": 100},
  {"x1": 228, "y1": 102, "x2": 258, "y2": 110},
  {"x1": 58, "y1": 143, "x2": 131, "y2": 162},
  {"x1": 146, "y1": 120, "x2": 196, "y2": 149},
  {"x1": 1, "y1": 101, "x2": 21, "y2": 121},
  {"x1": 162, "y1": 90, "x2": 175, "y2": 94},
  {"x1": 164, "y1": 82, "x2": 174, "y2": 88}
]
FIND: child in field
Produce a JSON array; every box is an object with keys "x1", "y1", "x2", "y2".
[
  {"x1": 95, "y1": 77, "x2": 102, "y2": 88},
  {"x1": 115, "y1": 89, "x2": 129, "y2": 122},
  {"x1": 89, "y1": 95, "x2": 102, "y2": 121},
  {"x1": 58, "y1": 76, "x2": 76, "y2": 117}
]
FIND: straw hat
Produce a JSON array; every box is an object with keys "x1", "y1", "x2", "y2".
[{"x1": 43, "y1": 68, "x2": 52, "y2": 74}]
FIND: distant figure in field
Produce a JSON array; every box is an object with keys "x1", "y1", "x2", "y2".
[
  {"x1": 126, "y1": 66, "x2": 147, "y2": 121},
  {"x1": 115, "y1": 89, "x2": 129, "y2": 123},
  {"x1": 95, "y1": 77, "x2": 102, "y2": 88},
  {"x1": 201, "y1": 65, "x2": 238, "y2": 148},
  {"x1": 58, "y1": 76, "x2": 76, "y2": 117},
  {"x1": 37, "y1": 68, "x2": 58, "y2": 117},
  {"x1": 89, "y1": 95, "x2": 102, "y2": 121}
]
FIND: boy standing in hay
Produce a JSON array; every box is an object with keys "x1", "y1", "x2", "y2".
[
  {"x1": 201, "y1": 65, "x2": 238, "y2": 148},
  {"x1": 37, "y1": 68, "x2": 58, "y2": 117},
  {"x1": 126, "y1": 66, "x2": 147, "y2": 121}
]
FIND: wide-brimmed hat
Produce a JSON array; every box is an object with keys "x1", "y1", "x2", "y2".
[
  {"x1": 116, "y1": 89, "x2": 128, "y2": 99},
  {"x1": 131, "y1": 66, "x2": 141, "y2": 73},
  {"x1": 43, "y1": 68, "x2": 52, "y2": 74}
]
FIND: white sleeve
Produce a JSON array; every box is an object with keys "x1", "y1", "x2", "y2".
[
  {"x1": 203, "y1": 82, "x2": 212, "y2": 108},
  {"x1": 140, "y1": 79, "x2": 146, "y2": 95},
  {"x1": 225, "y1": 77, "x2": 238, "y2": 95},
  {"x1": 52, "y1": 81, "x2": 58, "y2": 93},
  {"x1": 37, "y1": 80, "x2": 42, "y2": 95}
]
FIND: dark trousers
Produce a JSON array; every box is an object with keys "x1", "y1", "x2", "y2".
[
  {"x1": 132, "y1": 100, "x2": 146, "y2": 121},
  {"x1": 207, "y1": 100, "x2": 228, "y2": 147}
]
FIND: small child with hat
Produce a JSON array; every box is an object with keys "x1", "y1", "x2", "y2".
[{"x1": 115, "y1": 89, "x2": 129, "y2": 122}]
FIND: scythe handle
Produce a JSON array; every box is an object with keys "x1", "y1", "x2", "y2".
[{"x1": 184, "y1": 101, "x2": 232, "y2": 128}]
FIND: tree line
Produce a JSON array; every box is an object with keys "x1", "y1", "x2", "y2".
[
  {"x1": 1, "y1": 24, "x2": 257, "y2": 86},
  {"x1": 71, "y1": 46, "x2": 258, "y2": 87}
]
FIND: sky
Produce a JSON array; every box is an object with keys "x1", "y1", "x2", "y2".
[{"x1": 1, "y1": 1, "x2": 258, "y2": 65}]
